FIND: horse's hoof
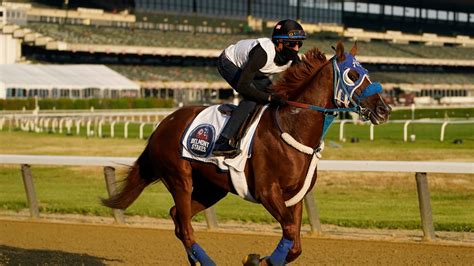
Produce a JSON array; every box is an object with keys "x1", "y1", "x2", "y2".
[
  {"x1": 259, "y1": 257, "x2": 270, "y2": 266},
  {"x1": 242, "y1": 253, "x2": 261, "y2": 266}
]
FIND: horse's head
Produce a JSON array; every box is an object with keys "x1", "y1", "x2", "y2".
[{"x1": 334, "y1": 41, "x2": 391, "y2": 124}]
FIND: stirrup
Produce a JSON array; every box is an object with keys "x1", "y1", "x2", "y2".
[{"x1": 212, "y1": 148, "x2": 242, "y2": 158}]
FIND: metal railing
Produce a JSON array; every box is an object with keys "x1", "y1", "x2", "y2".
[
  {"x1": 3, "y1": 113, "x2": 473, "y2": 142},
  {"x1": 336, "y1": 119, "x2": 474, "y2": 142},
  {"x1": 1, "y1": 111, "x2": 171, "y2": 139},
  {"x1": 1, "y1": 154, "x2": 472, "y2": 241}
]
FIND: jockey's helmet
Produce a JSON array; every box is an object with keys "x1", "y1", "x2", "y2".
[{"x1": 271, "y1": 19, "x2": 306, "y2": 45}]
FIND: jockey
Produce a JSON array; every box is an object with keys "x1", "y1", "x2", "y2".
[{"x1": 212, "y1": 19, "x2": 306, "y2": 157}]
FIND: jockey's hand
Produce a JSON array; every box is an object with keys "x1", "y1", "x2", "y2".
[{"x1": 269, "y1": 93, "x2": 287, "y2": 106}]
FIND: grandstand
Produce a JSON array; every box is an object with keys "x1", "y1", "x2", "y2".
[
  {"x1": 1, "y1": 0, "x2": 474, "y2": 106},
  {"x1": 16, "y1": 23, "x2": 474, "y2": 59}
]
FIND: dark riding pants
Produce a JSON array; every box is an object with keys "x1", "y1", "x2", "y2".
[{"x1": 217, "y1": 52, "x2": 271, "y2": 140}]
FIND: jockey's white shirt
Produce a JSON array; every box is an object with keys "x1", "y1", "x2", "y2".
[{"x1": 224, "y1": 37, "x2": 293, "y2": 75}]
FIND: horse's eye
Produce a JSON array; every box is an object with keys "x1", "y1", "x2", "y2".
[
  {"x1": 348, "y1": 70, "x2": 360, "y2": 82},
  {"x1": 342, "y1": 69, "x2": 360, "y2": 86}
]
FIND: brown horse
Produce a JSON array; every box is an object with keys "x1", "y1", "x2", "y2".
[{"x1": 102, "y1": 42, "x2": 391, "y2": 265}]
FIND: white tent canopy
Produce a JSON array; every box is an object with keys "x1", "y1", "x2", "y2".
[{"x1": 0, "y1": 64, "x2": 140, "y2": 98}]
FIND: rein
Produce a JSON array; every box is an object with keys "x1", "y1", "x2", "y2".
[
  {"x1": 271, "y1": 54, "x2": 350, "y2": 207},
  {"x1": 275, "y1": 56, "x2": 357, "y2": 149},
  {"x1": 278, "y1": 54, "x2": 382, "y2": 143},
  {"x1": 286, "y1": 100, "x2": 358, "y2": 113},
  {"x1": 270, "y1": 49, "x2": 383, "y2": 207},
  {"x1": 285, "y1": 56, "x2": 363, "y2": 114}
]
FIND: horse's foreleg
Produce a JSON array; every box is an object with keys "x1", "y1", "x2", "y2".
[
  {"x1": 259, "y1": 185, "x2": 302, "y2": 265},
  {"x1": 285, "y1": 202, "x2": 303, "y2": 263}
]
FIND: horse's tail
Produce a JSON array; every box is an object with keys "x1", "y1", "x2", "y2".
[{"x1": 101, "y1": 143, "x2": 158, "y2": 210}]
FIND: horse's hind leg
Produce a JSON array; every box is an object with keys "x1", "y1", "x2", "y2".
[
  {"x1": 191, "y1": 174, "x2": 229, "y2": 215},
  {"x1": 168, "y1": 175, "x2": 226, "y2": 266},
  {"x1": 170, "y1": 177, "x2": 228, "y2": 238}
]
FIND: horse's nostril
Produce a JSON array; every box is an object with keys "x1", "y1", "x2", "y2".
[{"x1": 376, "y1": 105, "x2": 386, "y2": 115}]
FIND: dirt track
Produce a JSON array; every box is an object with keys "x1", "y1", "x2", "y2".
[{"x1": 1, "y1": 219, "x2": 473, "y2": 265}]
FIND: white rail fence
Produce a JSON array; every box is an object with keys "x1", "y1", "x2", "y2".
[
  {"x1": 1, "y1": 154, "x2": 472, "y2": 241},
  {"x1": 2, "y1": 112, "x2": 474, "y2": 142},
  {"x1": 2, "y1": 108, "x2": 473, "y2": 141},
  {"x1": 0, "y1": 109, "x2": 173, "y2": 139},
  {"x1": 337, "y1": 119, "x2": 474, "y2": 142},
  {"x1": 2, "y1": 116, "x2": 164, "y2": 139}
]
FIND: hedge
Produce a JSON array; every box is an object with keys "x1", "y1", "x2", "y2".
[{"x1": 0, "y1": 98, "x2": 174, "y2": 110}]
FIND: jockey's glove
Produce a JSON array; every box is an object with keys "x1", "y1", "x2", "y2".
[{"x1": 269, "y1": 93, "x2": 287, "y2": 106}]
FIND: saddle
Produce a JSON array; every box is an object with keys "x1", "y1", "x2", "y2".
[
  {"x1": 218, "y1": 103, "x2": 265, "y2": 149},
  {"x1": 217, "y1": 103, "x2": 237, "y2": 116}
]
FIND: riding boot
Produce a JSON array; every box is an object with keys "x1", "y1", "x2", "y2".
[{"x1": 212, "y1": 100, "x2": 256, "y2": 157}]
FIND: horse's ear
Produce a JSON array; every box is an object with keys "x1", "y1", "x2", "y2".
[
  {"x1": 336, "y1": 41, "x2": 345, "y2": 61},
  {"x1": 349, "y1": 41, "x2": 358, "y2": 56}
]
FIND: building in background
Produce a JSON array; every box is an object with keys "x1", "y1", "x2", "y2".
[
  {"x1": 0, "y1": 0, "x2": 473, "y2": 105},
  {"x1": 0, "y1": 3, "x2": 28, "y2": 25},
  {"x1": 0, "y1": 3, "x2": 27, "y2": 64},
  {"x1": 4, "y1": 1, "x2": 472, "y2": 35},
  {"x1": 133, "y1": 0, "x2": 474, "y2": 35},
  {"x1": 0, "y1": 64, "x2": 140, "y2": 99}
]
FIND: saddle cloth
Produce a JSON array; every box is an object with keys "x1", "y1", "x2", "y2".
[{"x1": 181, "y1": 104, "x2": 269, "y2": 202}]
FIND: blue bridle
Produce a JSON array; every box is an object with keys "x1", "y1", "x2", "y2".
[
  {"x1": 284, "y1": 53, "x2": 383, "y2": 140},
  {"x1": 333, "y1": 53, "x2": 382, "y2": 108}
]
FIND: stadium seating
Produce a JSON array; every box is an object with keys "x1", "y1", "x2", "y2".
[
  {"x1": 24, "y1": 22, "x2": 474, "y2": 60},
  {"x1": 108, "y1": 65, "x2": 221, "y2": 82},
  {"x1": 369, "y1": 72, "x2": 474, "y2": 84},
  {"x1": 25, "y1": 22, "x2": 241, "y2": 49},
  {"x1": 344, "y1": 27, "x2": 474, "y2": 47},
  {"x1": 108, "y1": 65, "x2": 474, "y2": 86}
]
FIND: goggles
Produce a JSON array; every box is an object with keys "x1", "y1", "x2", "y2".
[{"x1": 284, "y1": 41, "x2": 303, "y2": 48}]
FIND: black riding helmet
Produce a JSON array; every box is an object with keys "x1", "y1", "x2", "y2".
[
  {"x1": 272, "y1": 19, "x2": 306, "y2": 63},
  {"x1": 271, "y1": 19, "x2": 306, "y2": 45}
]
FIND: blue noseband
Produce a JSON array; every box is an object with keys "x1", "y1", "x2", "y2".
[{"x1": 356, "y1": 82, "x2": 382, "y2": 100}]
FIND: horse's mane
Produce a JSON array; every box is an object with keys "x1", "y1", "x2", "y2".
[{"x1": 272, "y1": 48, "x2": 328, "y2": 99}]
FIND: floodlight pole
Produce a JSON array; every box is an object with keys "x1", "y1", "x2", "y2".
[
  {"x1": 247, "y1": 0, "x2": 252, "y2": 17},
  {"x1": 296, "y1": 0, "x2": 300, "y2": 21},
  {"x1": 63, "y1": 0, "x2": 69, "y2": 25},
  {"x1": 192, "y1": 0, "x2": 197, "y2": 35}
]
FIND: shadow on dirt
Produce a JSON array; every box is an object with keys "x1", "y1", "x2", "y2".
[{"x1": 0, "y1": 245, "x2": 121, "y2": 265}]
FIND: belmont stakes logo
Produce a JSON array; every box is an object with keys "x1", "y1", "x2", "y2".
[{"x1": 186, "y1": 124, "x2": 216, "y2": 157}]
